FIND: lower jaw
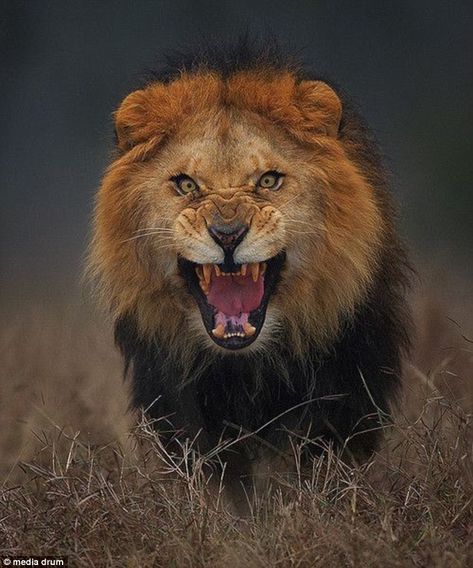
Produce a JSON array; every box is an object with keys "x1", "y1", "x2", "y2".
[
  {"x1": 210, "y1": 334, "x2": 257, "y2": 350},
  {"x1": 205, "y1": 304, "x2": 269, "y2": 350}
]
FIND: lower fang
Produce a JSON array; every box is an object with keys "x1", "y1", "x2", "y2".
[
  {"x1": 243, "y1": 322, "x2": 256, "y2": 337},
  {"x1": 212, "y1": 324, "x2": 225, "y2": 338}
]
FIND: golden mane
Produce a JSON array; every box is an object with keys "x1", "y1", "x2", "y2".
[{"x1": 89, "y1": 68, "x2": 389, "y2": 358}]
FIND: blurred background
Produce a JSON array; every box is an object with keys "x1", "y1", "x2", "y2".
[{"x1": 1, "y1": 0, "x2": 472, "y2": 308}]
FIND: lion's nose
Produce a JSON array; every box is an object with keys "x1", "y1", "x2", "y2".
[{"x1": 208, "y1": 223, "x2": 249, "y2": 252}]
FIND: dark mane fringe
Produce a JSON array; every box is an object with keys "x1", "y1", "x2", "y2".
[
  {"x1": 144, "y1": 34, "x2": 301, "y2": 84},
  {"x1": 116, "y1": 219, "x2": 412, "y2": 464},
  {"x1": 116, "y1": 243, "x2": 411, "y2": 463}
]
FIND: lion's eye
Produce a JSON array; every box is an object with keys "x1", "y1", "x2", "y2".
[
  {"x1": 171, "y1": 174, "x2": 199, "y2": 196},
  {"x1": 257, "y1": 171, "x2": 284, "y2": 191}
]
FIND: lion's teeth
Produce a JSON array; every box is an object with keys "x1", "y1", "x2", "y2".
[
  {"x1": 212, "y1": 324, "x2": 225, "y2": 338},
  {"x1": 197, "y1": 262, "x2": 264, "y2": 283},
  {"x1": 217, "y1": 326, "x2": 255, "y2": 339},
  {"x1": 250, "y1": 262, "x2": 260, "y2": 282},
  {"x1": 199, "y1": 280, "x2": 209, "y2": 295},
  {"x1": 203, "y1": 264, "x2": 212, "y2": 284},
  {"x1": 222, "y1": 331, "x2": 245, "y2": 339},
  {"x1": 243, "y1": 322, "x2": 256, "y2": 337}
]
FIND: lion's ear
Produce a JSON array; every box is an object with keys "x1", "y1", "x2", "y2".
[
  {"x1": 114, "y1": 86, "x2": 172, "y2": 152},
  {"x1": 114, "y1": 89, "x2": 152, "y2": 151},
  {"x1": 296, "y1": 81, "x2": 342, "y2": 138}
]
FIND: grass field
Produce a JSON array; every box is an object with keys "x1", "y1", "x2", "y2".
[{"x1": 0, "y1": 286, "x2": 472, "y2": 567}]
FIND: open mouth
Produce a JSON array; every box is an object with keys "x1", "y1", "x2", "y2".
[{"x1": 178, "y1": 253, "x2": 285, "y2": 349}]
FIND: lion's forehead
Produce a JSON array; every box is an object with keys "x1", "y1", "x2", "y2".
[{"x1": 161, "y1": 111, "x2": 295, "y2": 185}]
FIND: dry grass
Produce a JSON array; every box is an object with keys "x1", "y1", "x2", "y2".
[{"x1": 0, "y1": 292, "x2": 472, "y2": 567}]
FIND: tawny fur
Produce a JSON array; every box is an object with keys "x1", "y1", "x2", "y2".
[
  {"x1": 88, "y1": 43, "x2": 412, "y2": 498},
  {"x1": 89, "y1": 70, "x2": 385, "y2": 360}
]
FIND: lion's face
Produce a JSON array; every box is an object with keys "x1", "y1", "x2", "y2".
[
  {"x1": 91, "y1": 72, "x2": 384, "y2": 353},
  {"x1": 138, "y1": 109, "x2": 328, "y2": 349}
]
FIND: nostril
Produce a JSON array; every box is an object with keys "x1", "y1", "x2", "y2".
[{"x1": 208, "y1": 224, "x2": 248, "y2": 251}]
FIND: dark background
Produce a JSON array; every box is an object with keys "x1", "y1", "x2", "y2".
[{"x1": 1, "y1": 1, "x2": 472, "y2": 308}]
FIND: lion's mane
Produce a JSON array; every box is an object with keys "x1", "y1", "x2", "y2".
[{"x1": 90, "y1": 40, "x2": 411, "y2": 467}]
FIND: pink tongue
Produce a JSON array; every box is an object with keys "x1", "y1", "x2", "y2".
[{"x1": 207, "y1": 273, "x2": 264, "y2": 316}]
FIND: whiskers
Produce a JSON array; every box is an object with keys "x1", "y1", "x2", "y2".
[
  {"x1": 283, "y1": 216, "x2": 325, "y2": 238},
  {"x1": 277, "y1": 194, "x2": 326, "y2": 238},
  {"x1": 120, "y1": 226, "x2": 176, "y2": 244},
  {"x1": 278, "y1": 193, "x2": 301, "y2": 212}
]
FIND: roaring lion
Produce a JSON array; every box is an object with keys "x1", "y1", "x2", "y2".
[{"x1": 89, "y1": 42, "x2": 411, "y2": 483}]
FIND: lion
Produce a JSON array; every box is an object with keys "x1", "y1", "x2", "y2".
[{"x1": 88, "y1": 42, "x2": 411, "y2": 490}]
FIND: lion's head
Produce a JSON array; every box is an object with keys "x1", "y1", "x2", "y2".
[{"x1": 90, "y1": 64, "x2": 386, "y2": 355}]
